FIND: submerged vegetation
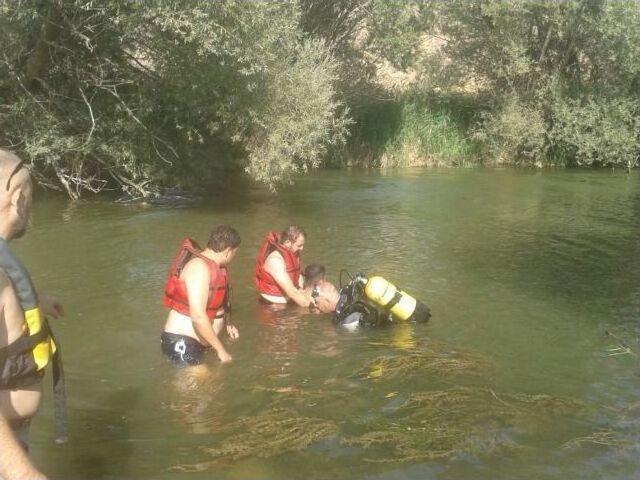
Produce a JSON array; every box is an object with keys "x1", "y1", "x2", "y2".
[
  {"x1": 201, "y1": 409, "x2": 338, "y2": 463},
  {"x1": 1, "y1": 0, "x2": 639, "y2": 198},
  {"x1": 165, "y1": 338, "x2": 616, "y2": 472},
  {"x1": 356, "y1": 339, "x2": 494, "y2": 380},
  {"x1": 343, "y1": 386, "x2": 586, "y2": 463}
]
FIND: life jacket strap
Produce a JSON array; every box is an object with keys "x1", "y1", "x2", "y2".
[
  {"x1": 0, "y1": 328, "x2": 49, "y2": 365},
  {"x1": 0, "y1": 320, "x2": 67, "y2": 444},
  {"x1": 47, "y1": 320, "x2": 67, "y2": 444}
]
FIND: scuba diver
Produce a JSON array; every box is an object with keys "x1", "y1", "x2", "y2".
[
  {"x1": 254, "y1": 225, "x2": 314, "y2": 307},
  {"x1": 334, "y1": 271, "x2": 431, "y2": 330},
  {"x1": 0, "y1": 149, "x2": 67, "y2": 461},
  {"x1": 162, "y1": 225, "x2": 240, "y2": 365},
  {"x1": 303, "y1": 264, "x2": 340, "y2": 314}
]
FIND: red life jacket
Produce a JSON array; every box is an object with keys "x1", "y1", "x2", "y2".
[
  {"x1": 254, "y1": 231, "x2": 301, "y2": 298},
  {"x1": 163, "y1": 238, "x2": 228, "y2": 319}
]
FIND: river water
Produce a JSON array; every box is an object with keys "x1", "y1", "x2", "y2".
[{"x1": 20, "y1": 168, "x2": 640, "y2": 479}]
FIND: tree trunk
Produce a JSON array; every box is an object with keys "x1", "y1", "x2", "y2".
[{"x1": 24, "y1": 0, "x2": 64, "y2": 87}]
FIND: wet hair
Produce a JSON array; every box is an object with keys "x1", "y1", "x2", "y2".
[
  {"x1": 280, "y1": 225, "x2": 306, "y2": 244},
  {"x1": 304, "y1": 263, "x2": 326, "y2": 284},
  {"x1": 207, "y1": 225, "x2": 241, "y2": 252}
]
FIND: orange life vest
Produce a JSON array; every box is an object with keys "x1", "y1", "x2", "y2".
[
  {"x1": 163, "y1": 238, "x2": 228, "y2": 318},
  {"x1": 253, "y1": 231, "x2": 301, "y2": 298}
]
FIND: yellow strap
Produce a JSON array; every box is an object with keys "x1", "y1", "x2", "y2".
[{"x1": 24, "y1": 308, "x2": 54, "y2": 371}]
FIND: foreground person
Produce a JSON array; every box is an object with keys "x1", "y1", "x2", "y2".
[
  {"x1": 0, "y1": 149, "x2": 66, "y2": 459},
  {"x1": 0, "y1": 413, "x2": 46, "y2": 480},
  {"x1": 254, "y1": 225, "x2": 314, "y2": 307},
  {"x1": 303, "y1": 264, "x2": 339, "y2": 314},
  {"x1": 162, "y1": 225, "x2": 240, "y2": 365}
]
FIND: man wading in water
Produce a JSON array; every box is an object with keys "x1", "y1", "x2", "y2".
[
  {"x1": 162, "y1": 226, "x2": 240, "y2": 365},
  {"x1": 0, "y1": 149, "x2": 66, "y2": 479},
  {"x1": 254, "y1": 225, "x2": 315, "y2": 308}
]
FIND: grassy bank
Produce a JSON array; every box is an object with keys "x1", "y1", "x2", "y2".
[{"x1": 340, "y1": 91, "x2": 484, "y2": 168}]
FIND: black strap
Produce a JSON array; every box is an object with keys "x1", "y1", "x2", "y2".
[
  {"x1": 223, "y1": 284, "x2": 232, "y2": 313},
  {"x1": 45, "y1": 320, "x2": 67, "y2": 443},
  {"x1": 0, "y1": 321, "x2": 67, "y2": 444},
  {"x1": 0, "y1": 328, "x2": 49, "y2": 364},
  {"x1": 383, "y1": 291, "x2": 403, "y2": 311}
]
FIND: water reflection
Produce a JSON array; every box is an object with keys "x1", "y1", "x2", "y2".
[
  {"x1": 255, "y1": 303, "x2": 302, "y2": 372},
  {"x1": 164, "y1": 364, "x2": 226, "y2": 435}
]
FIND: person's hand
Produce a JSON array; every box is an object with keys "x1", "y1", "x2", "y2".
[
  {"x1": 40, "y1": 294, "x2": 64, "y2": 319},
  {"x1": 226, "y1": 324, "x2": 239, "y2": 340},
  {"x1": 315, "y1": 296, "x2": 334, "y2": 314},
  {"x1": 217, "y1": 349, "x2": 233, "y2": 364}
]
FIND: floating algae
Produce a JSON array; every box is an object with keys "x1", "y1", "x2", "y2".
[
  {"x1": 563, "y1": 429, "x2": 630, "y2": 449},
  {"x1": 604, "y1": 330, "x2": 639, "y2": 358},
  {"x1": 176, "y1": 408, "x2": 338, "y2": 469},
  {"x1": 343, "y1": 386, "x2": 586, "y2": 463},
  {"x1": 357, "y1": 340, "x2": 494, "y2": 380},
  {"x1": 169, "y1": 408, "x2": 338, "y2": 472}
]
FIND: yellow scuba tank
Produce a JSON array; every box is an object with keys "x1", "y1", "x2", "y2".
[{"x1": 363, "y1": 276, "x2": 431, "y2": 322}]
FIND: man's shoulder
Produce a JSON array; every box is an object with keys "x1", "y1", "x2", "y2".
[
  {"x1": 264, "y1": 251, "x2": 286, "y2": 275},
  {"x1": 184, "y1": 256, "x2": 210, "y2": 272},
  {"x1": 265, "y1": 249, "x2": 285, "y2": 264}
]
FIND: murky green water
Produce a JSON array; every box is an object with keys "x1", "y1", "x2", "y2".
[{"x1": 20, "y1": 168, "x2": 640, "y2": 479}]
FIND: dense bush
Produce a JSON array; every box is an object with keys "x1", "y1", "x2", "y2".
[
  {"x1": 432, "y1": 0, "x2": 640, "y2": 168},
  {"x1": 1, "y1": 0, "x2": 639, "y2": 198},
  {"x1": 474, "y1": 97, "x2": 547, "y2": 165},
  {"x1": 551, "y1": 97, "x2": 640, "y2": 169},
  {"x1": 0, "y1": 1, "x2": 349, "y2": 197}
]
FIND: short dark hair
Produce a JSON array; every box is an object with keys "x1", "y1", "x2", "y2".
[
  {"x1": 207, "y1": 225, "x2": 241, "y2": 252},
  {"x1": 281, "y1": 225, "x2": 306, "y2": 244},
  {"x1": 304, "y1": 263, "x2": 325, "y2": 283}
]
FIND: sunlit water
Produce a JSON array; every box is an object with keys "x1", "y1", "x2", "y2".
[{"x1": 19, "y1": 168, "x2": 640, "y2": 479}]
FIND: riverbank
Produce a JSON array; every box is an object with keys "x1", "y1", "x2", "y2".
[
  {"x1": 340, "y1": 89, "x2": 640, "y2": 172},
  {"x1": 338, "y1": 91, "x2": 482, "y2": 169}
]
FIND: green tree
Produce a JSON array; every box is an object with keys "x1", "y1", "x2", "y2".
[
  {"x1": 0, "y1": 0, "x2": 349, "y2": 197},
  {"x1": 432, "y1": 0, "x2": 640, "y2": 167}
]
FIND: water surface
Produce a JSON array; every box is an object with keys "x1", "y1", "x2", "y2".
[{"x1": 22, "y1": 168, "x2": 640, "y2": 479}]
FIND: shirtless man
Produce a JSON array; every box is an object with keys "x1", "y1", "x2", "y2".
[
  {"x1": 0, "y1": 413, "x2": 46, "y2": 480},
  {"x1": 303, "y1": 264, "x2": 340, "y2": 314},
  {"x1": 0, "y1": 149, "x2": 64, "y2": 469},
  {"x1": 162, "y1": 226, "x2": 240, "y2": 365},
  {"x1": 254, "y1": 225, "x2": 314, "y2": 307}
]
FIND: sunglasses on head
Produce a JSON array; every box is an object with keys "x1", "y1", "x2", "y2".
[{"x1": 6, "y1": 160, "x2": 25, "y2": 191}]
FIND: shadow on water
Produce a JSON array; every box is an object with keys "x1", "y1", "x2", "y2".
[
  {"x1": 449, "y1": 172, "x2": 640, "y2": 316},
  {"x1": 63, "y1": 387, "x2": 141, "y2": 479}
]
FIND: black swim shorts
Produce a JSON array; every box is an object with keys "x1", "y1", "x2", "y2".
[{"x1": 160, "y1": 332, "x2": 207, "y2": 365}]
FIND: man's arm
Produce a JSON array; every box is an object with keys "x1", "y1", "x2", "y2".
[
  {"x1": 0, "y1": 414, "x2": 47, "y2": 480},
  {"x1": 39, "y1": 292, "x2": 64, "y2": 319},
  {"x1": 185, "y1": 261, "x2": 232, "y2": 363},
  {"x1": 264, "y1": 255, "x2": 312, "y2": 307}
]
